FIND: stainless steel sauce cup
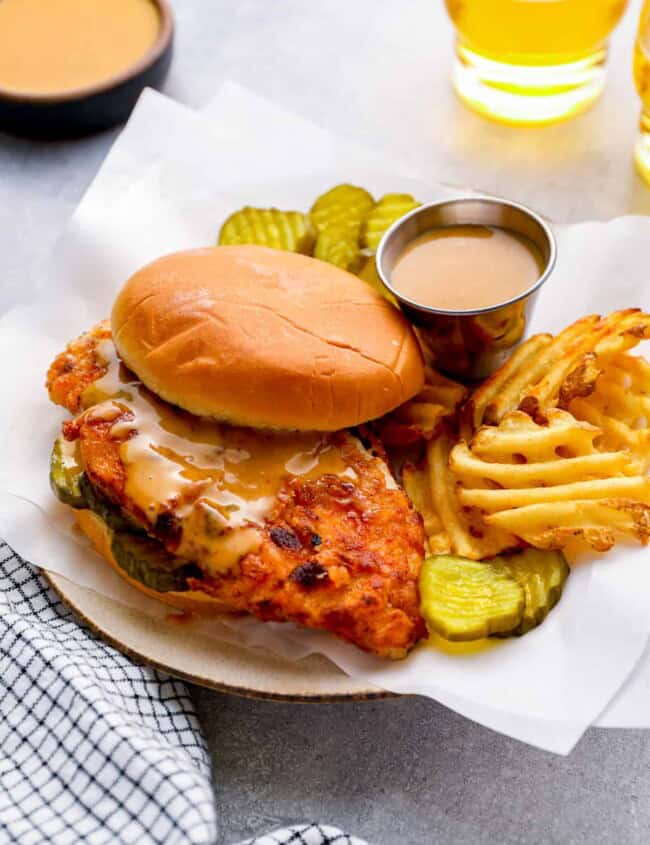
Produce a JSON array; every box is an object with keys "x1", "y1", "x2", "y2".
[{"x1": 375, "y1": 197, "x2": 556, "y2": 381}]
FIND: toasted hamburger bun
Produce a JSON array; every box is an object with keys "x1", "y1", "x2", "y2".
[
  {"x1": 75, "y1": 510, "x2": 230, "y2": 615},
  {"x1": 111, "y1": 245, "x2": 424, "y2": 431}
]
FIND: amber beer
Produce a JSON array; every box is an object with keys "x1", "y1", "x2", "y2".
[
  {"x1": 444, "y1": 0, "x2": 629, "y2": 126},
  {"x1": 634, "y1": 1, "x2": 650, "y2": 185}
]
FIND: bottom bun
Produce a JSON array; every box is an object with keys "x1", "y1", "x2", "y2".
[{"x1": 75, "y1": 510, "x2": 232, "y2": 616}]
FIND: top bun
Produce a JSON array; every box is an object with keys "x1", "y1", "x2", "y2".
[{"x1": 111, "y1": 246, "x2": 424, "y2": 431}]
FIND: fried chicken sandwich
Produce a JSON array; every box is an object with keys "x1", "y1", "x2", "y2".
[{"x1": 47, "y1": 246, "x2": 427, "y2": 657}]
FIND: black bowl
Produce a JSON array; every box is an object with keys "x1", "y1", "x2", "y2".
[{"x1": 0, "y1": 0, "x2": 174, "y2": 139}]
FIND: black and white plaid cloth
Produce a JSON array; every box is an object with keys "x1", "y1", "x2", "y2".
[
  {"x1": 0, "y1": 542, "x2": 367, "y2": 845},
  {"x1": 237, "y1": 826, "x2": 367, "y2": 845}
]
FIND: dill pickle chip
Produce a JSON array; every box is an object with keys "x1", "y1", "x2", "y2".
[
  {"x1": 313, "y1": 224, "x2": 362, "y2": 272},
  {"x1": 419, "y1": 554, "x2": 524, "y2": 641},
  {"x1": 491, "y1": 549, "x2": 569, "y2": 635},
  {"x1": 79, "y1": 475, "x2": 144, "y2": 535},
  {"x1": 361, "y1": 193, "x2": 421, "y2": 251},
  {"x1": 50, "y1": 436, "x2": 85, "y2": 509},
  {"x1": 357, "y1": 257, "x2": 397, "y2": 304},
  {"x1": 310, "y1": 184, "x2": 374, "y2": 236},
  {"x1": 218, "y1": 207, "x2": 315, "y2": 254},
  {"x1": 111, "y1": 532, "x2": 200, "y2": 593}
]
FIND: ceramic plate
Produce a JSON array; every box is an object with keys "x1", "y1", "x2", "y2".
[{"x1": 44, "y1": 570, "x2": 391, "y2": 702}]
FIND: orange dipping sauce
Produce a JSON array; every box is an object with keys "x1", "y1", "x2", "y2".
[{"x1": 0, "y1": 0, "x2": 161, "y2": 95}]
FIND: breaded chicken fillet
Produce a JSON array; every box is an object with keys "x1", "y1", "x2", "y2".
[{"x1": 47, "y1": 323, "x2": 426, "y2": 658}]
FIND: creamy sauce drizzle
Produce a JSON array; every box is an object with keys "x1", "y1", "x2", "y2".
[
  {"x1": 58, "y1": 434, "x2": 83, "y2": 471},
  {"x1": 82, "y1": 341, "x2": 350, "y2": 574}
]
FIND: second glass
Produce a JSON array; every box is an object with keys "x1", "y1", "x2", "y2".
[
  {"x1": 634, "y1": 1, "x2": 650, "y2": 185},
  {"x1": 445, "y1": 0, "x2": 629, "y2": 126}
]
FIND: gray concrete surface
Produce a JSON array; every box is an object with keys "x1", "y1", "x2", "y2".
[
  {"x1": 3, "y1": 2, "x2": 650, "y2": 842},
  {"x1": 194, "y1": 690, "x2": 650, "y2": 845}
]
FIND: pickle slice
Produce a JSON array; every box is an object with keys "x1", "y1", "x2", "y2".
[
  {"x1": 79, "y1": 475, "x2": 144, "y2": 535},
  {"x1": 50, "y1": 437, "x2": 85, "y2": 509},
  {"x1": 357, "y1": 257, "x2": 397, "y2": 304},
  {"x1": 361, "y1": 193, "x2": 421, "y2": 252},
  {"x1": 111, "y1": 532, "x2": 200, "y2": 593},
  {"x1": 314, "y1": 224, "x2": 362, "y2": 272},
  {"x1": 218, "y1": 207, "x2": 315, "y2": 254},
  {"x1": 310, "y1": 184, "x2": 374, "y2": 236},
  {"x1": 492, "y1": 549, "x2": 569, "y2": 635},
  {"x1": 419, "y1": 554, "x2": 524, "y2": 641}
]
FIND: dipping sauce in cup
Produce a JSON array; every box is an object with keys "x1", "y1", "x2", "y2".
[
  {"x1": 376, "y1": 199, "x2": 556, "y2": 381},
  {"x1": 0, "y1": 0, "x2": 162, "y2": 96},
  {"x1": 391, "y1": 225, "x2": 544, "y2": 312},
  {"x1": 0, "y1": 0, "x2": 173, "y2": 136}
]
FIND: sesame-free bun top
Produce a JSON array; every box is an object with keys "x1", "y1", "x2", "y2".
[{"x1": 111, "y1": 246, "x2": 424, "y2": 431}]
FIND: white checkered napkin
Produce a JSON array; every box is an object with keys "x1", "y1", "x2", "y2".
[
  {"x1": 239, "y1": 824, "x2": 368, "y2": 845},
  {"x1": 0, "y1": 541, "x2": 216, "y2": 845},
  {"x1": 0, "y1": 542, "x2": 369, "y2": 845}
]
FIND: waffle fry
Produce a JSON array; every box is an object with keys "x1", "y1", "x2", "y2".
[
  {"x1": 377, "y1": 367, "x2": 468, "y2": 446},
  {"x1": 424, "y1": 366, "x2": 469, "y2": 410},
  {"x1": 426, "y1": 429, "x2": 518, "y2": 560},
  {"x1": 386, "y1": 374, "x2": 508, "y2": 558},
  {"x1": 460, "y1": 333, "x2": 553, "y2": 439},
  {"x1": 461, "y1": 309, "x2": 650, "y2": 438},
  {"x1": 451, "y1": 409, "x2": 650, "y2": 552},
  {"x1": 570, "y1": 353, "x2": 650, "y2": 473}
]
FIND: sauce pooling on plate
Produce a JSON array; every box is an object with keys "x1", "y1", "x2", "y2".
[
  {"x1": 391, "y1": 225, "x2": 544, "y2": 312},
  {"x1": 0, "y1": 0, "x2": 161, "y2": 95}
]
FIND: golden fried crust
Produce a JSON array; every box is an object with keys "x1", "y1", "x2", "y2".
[
  {"x1": 51, "y1": 328, "x2": 426, "y2": 658},
  {"x1": 197, "y1": 440, "x2": 426, "y2": 658},
  {"x1": 62, "y1": 413, "x2": 133, "y2": 512},
  {"x1": 64, "y1": 412, "x2": 425, "y2": 657},
  {"x1": 46, "y1": 320, "x2": 111, "y2": 414}
]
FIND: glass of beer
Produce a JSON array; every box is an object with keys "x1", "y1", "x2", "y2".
[
  {"x1": 634, "y1": 1, "x2": 650, "y2": 185},
  {"x1": 445, "y1": 0, "x2": 629, "y2": 126}
]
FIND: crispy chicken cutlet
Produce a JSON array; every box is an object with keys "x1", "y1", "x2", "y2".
[{"x1": 47, "y1": 322, "x2": 426, "y2": 658}]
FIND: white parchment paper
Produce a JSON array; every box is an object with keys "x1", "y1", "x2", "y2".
[{"x1": 1, "y1": 83, "x2": 650, "y2": 753}]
